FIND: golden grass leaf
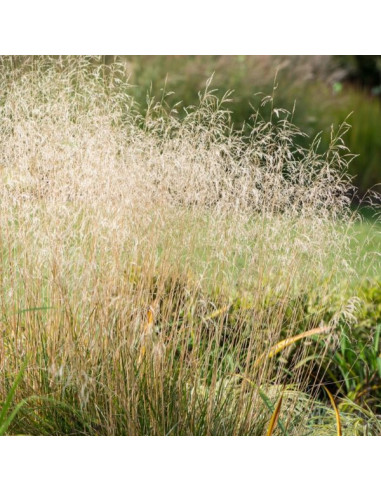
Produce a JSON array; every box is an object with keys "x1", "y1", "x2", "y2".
[
  {"x1": 139, "y1": 298, "x2": 160, "y2": 362},
  {"x1": 254, "y1": 325, "x2": 332, "y2": 368},
  {"x1": 203, "y1": 305, "x2": 230, "y2": 321},
  {"x1": 266, "y1": 394, "x2": 283, "y2": 436},
  {"x1": 323, "y1": 385, "x2": 342, "y2": 436}
]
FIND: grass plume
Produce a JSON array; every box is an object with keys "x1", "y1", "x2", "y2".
[{"x1": 0, "y1": 57, "x2": 379, "y2": 435}]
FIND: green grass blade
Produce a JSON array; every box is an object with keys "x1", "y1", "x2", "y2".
[{"x1": 0, "y1": 358, "x2": 28, "y2": 426}]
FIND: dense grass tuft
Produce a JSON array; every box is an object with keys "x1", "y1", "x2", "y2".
[{"x1": 0, "y1": 57, "x2": 379, "y2": 435}]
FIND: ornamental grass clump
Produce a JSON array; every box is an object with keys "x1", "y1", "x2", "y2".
[{"x1": 0, "y1": 56, "x2": 377, "y2": 435}]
